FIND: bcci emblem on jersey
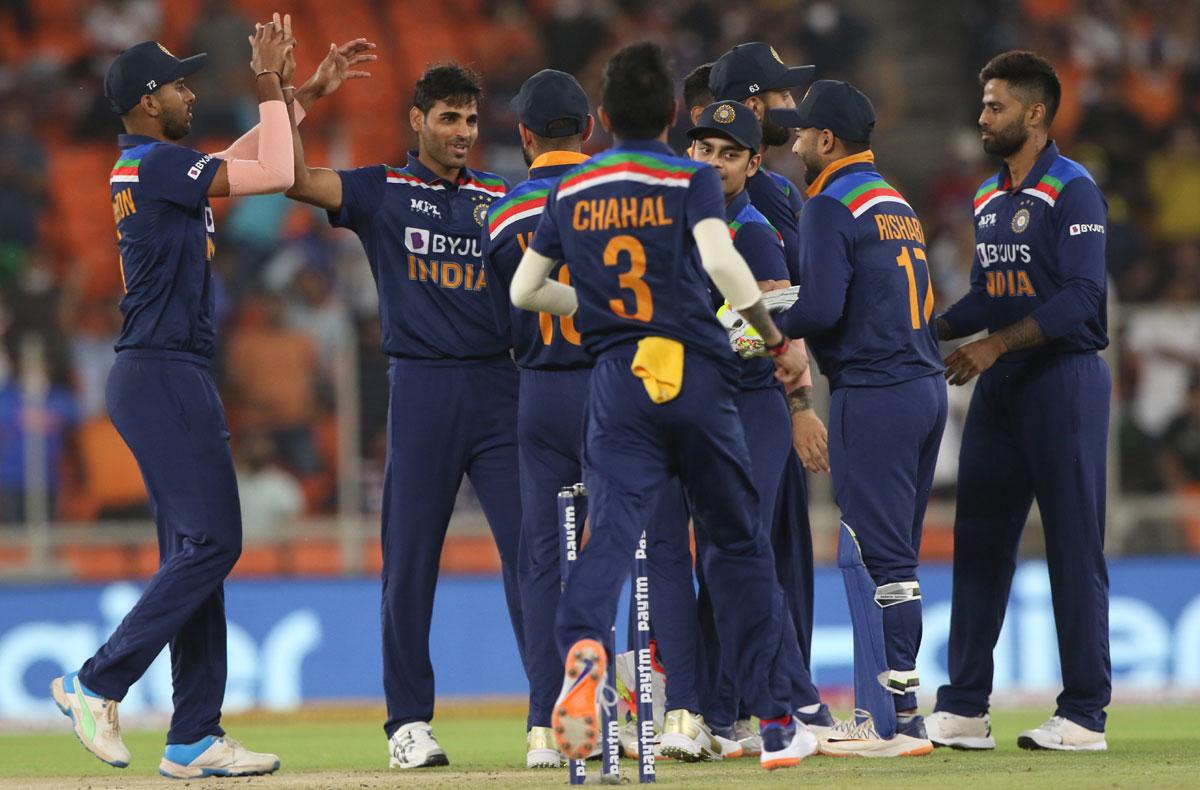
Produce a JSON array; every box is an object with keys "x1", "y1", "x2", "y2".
[
  {"x1": 1011, "y1": 207, "x2": 1031, "y2": 233},
  {"x1": 473, "y1": 202, "x2": 488, "y2": 227}
]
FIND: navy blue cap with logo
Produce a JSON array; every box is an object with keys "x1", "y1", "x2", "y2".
[
  {"x1": 510, "y1": 68, "x2": 590, "y2": 138},
  {"x1": 769, "y1": 79, "x2": 876, "y2": 143},
  {"x1": 709, "y1": 42, "x2": 815, "y2": 102},
  {"x1": 105, "y1": 41, "x2": 208, "y2": 114},
  {"x1": 687, "y1": 100, "x2": 763, "y2": 152}
]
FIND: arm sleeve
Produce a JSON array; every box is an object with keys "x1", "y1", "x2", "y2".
[
  {"x1": 142, "y1": 144, "x2": 221, "y2": 209},
  {"x1": 223, "y1": 100, "x2": 295, "y2": 196},
  {"x1": 326, "y1": 165, "x2": 386, "y2": 230},
  {"x1": 684, "y1": 166, "x2": 727, "y2": 229},
  {"x1": 1028, "y1": 179, "x2": 1108, "y2": 340},
  {"x1": 777, "y1": 197, "x2": 853, "y2": 338},
  {"x1": 209, "y1": 102, "x2": 306, "y2": 161},
  {"x1": 733, "y1": 221, "x2": 789, "y2": 283},
  {"x1": 694, "y1": 217, "x2": 762, "y2": 311},
  {"x1": 511, "y1": 247, "x2": 577, "y2": 316}
]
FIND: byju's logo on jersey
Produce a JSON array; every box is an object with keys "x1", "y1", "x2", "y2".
[
  {"x1": 410, "y1": 198, "x2": 441, "y2": 219},
  {"x1": 405, "y1": 227, "x2": 430, "y2": 255},
  {"x1": 188, "y1": 154, "x2": 213, "y2": 181},
  {"x1": 1069, "y1": 223, "x2": 1105, "y2": 236}
]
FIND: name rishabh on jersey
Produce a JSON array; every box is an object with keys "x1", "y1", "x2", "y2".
[
  {"x1": 779, "y1": 152, "x2": 944, "y2": 389},
  {"x1": 110, "y1": 134, "x2": 222, "y2": 357},
  {"x1": 528, "y1": 140, "x2": 734, "y2": 370},
  {"x1": 329, "y1": 151, "x2": 510, "y2": 360},
  {"x1": 953, "y1": 140, "x2": 1108, "y2": 361},
  {"x1": 481, "y1": 151, "x2": 593, "y2": 370}
]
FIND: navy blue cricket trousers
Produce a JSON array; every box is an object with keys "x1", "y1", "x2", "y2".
[
  {"x1": 518, "y1": 367, "x2": 698, "y2": 725},
  {"x1": 79, "y1": 350, "x2": 242, "y2": 745},
  {"x1": 381, "y1": 357, "x2": 525, "y2": 736},
  {"x1": 556, "y1": 348, "x2": 792, "y2": 721},
  {"x1": 830, "y1": 374, "x2": 947, "y2": 713},
  {"x1": 935, "y1": 353, "x2": 1111, "y2": 732}
]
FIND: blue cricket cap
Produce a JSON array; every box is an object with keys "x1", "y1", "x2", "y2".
[
  {"x1": 709, "y1": 42, "x2": 815, "y2": 102},
  {"x1": 510, "y1": 69, "x2": 590, "y2": 138},
  {"x1": 769, "y1": 80, "x2": 876, "y2": 143},
  {"x1": 687, "y1": 101, "x2": 762, "y2": 151},
  {"x1": 105, "y1": 41, "x2": 207, "y2": 114}
]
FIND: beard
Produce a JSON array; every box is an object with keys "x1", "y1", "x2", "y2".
[
  {"x1": 761, "y1": 117, "x2": 791, "y2": 148},
  {"x1": 982, "y1": 118, "x2": 1028, "y2": 158},
  {"x1": 804, "y1": 159, "x2": 822, "y2": 185},
  {"x1": 522, "y1": 144, "x2": 534, "y2": 167},
  {"x1": 162, "y1": 108, "x2": 191, "y2": 141}
]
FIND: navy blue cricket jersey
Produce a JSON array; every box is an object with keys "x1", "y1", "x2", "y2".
[
  {"x1": 110, "y1": 134, "x2": 222, "y2": 357},
  {"x1": 530, "y1": 140, "x2": 732, "y2": 369},
  {"x1": 481, "y1": 151, "x2": 593, "y2": 370},
  {"x1": 941, "y1": 141, "x2": 1109, "y2": 361},
  {"x1": 778, "y1": 152, "x2": 944, "y2": 389},
  {"x1": 747, "y1": 166, "x2": 803, "y2": 284},
  {"x1": 329, "y1": 151, "x2": 510, "y2": 360},
  {"x1": 723, "y1": 189, "x2": 789, "y2": 390}
]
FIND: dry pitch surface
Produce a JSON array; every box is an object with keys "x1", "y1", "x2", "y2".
[{"x1": 1, "y1": 704, "x2": 1197, "y2": 788}]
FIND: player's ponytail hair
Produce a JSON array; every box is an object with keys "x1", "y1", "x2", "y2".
[
  {"x1": 979, "y1": 50, "x2": 1061, "y2": 128},
  {"x1": 602, "y1": 42, "x2": 675, "y2": 140},
  {"x1": 414, "y1": 62, "x2": 484, "y2": 113}
]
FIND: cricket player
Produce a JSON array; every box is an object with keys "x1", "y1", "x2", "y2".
[
  {"x1": 927, "y1": 51, "x2": 1112, "y2": 753},
  {"x1": 768, "y1": 80, "x2": 946, "y2": 757},
  {"x1": 510, "y1": 42, "x2": 817, "y2": 772},
  {"x1": 709, "y1": 42, "x2": 833, "y2": 737},
  {"x1": 477, "y1": 68, "x2": 595, "y2": 768},
  {"x1": 285, "y1": 63, "x2": 524, "y2": 768},
  {"x1": 48, "y1": 16, "x2": 367, "y2": 778}
]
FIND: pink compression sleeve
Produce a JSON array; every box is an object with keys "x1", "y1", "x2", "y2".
[
  {"x1": 224, "y1": 100, "x2": 295, "y2": 196},
  {"x1": 210, "y1": 101, "x2": 305, "y2": 161}
]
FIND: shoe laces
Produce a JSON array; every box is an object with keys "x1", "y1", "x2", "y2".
[
  {"x1": 102, "y1": 700, "x2": 122, "y2": 739},
  {"x1": 394, "y1": 723, "x2": 437, "y2": 757},
  {"x1": 832, "y1": 709, "x2": 880, "y2": 741}
]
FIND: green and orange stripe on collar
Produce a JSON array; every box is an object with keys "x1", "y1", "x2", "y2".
[
  {"x1": 728, "y1": 218, "x2": 784, "y2": 244},
  {"x1": 556, "y1": 152, "x2": 697, "y2": 199},
  {"x1": 386, "y1": 166, "x2": 445, "y2": 191},
  {"x1": 1020, "y1": 173, "x2": 1063, "y2": 207},
  {"x1": 487, "y1": 188, "x2": 549, "y2": 239},
  {"x1": 461, "y1": 173, "x2": 507, "y2": 198},
  {"x1": 824, "y1": 175, "x2": 912, "y2": 219},
  {"x1": 973, "y1": 176, "x2": 1002, "y2": 215},
  {"x1": 110, "y1": 158, "x2": 141, "y2": 184}
]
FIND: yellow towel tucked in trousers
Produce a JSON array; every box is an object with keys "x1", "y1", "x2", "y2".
[{"x1": 631, "y1": 336, "x2": 684, "y2": 404}]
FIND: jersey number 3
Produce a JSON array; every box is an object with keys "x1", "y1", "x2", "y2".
[
  {"x1": 896, "y1": 246, "x2": 934, "y2": 330},
  {"x1": 605, "y1": 235, "x2": 654, "y2": 322}
]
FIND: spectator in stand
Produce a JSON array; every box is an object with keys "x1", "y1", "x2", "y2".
[
  {"x1": 188, "y1": 0, "x2": 254, "y2": 139},
  {"x1": 234, "y1": 429, "x2": 305, "y2": 540},
  {"x1": 286, "y1": 265, "x2": 351, "y2": 369},
  {"x1": 1158, "y1": 378, "x2": 1200, "y2": 490},
  {"x1": 1146, "y1": 123, "x2": 1200, "y2": 243},
  {"x1": 82, "y1": 0, "x2": 161, "y2": 61},
  {"x1": 0, "y1": 98, "x2": 47, "y2": 254},
  {"x1": 68, "y1": 302, "x2": 120, "y2": 420},
  {"x1": 224, "y1": 292, "x2": 322, "y2": 475}
]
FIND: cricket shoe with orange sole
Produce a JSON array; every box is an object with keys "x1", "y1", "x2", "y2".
[
  {"x1": 759, "y1": 716, "x2": 818, "y2": 770},
  {"x1": 553, "y1": 638, "x2": 607, "y2": 760},
  {"x1": 819, "y1": 709, "x2": 934, "y2": 758}
]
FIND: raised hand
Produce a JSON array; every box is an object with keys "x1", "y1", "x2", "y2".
[
  {"x1": 248, "y1": 12, "x2": 294, "y2": 78},
  {"x1": 304, "y1": 38, "x2": 377, "y2": 99}
]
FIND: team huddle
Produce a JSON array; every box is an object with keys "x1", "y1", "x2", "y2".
[{"x1": 48, "y1": 10, "x2": 1113, "y2": 779}]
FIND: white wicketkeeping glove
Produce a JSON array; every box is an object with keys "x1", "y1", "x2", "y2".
[
  {"x1": 717, "y1": 302, "x2": 765, "y2": 358},
  {"x1": 761, "y1": 284, "x2": 800, "y2": 313}
]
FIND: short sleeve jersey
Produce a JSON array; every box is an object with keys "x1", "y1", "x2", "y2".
[
  {"x1": 480, "y1": 152, "x2": 593, "y2": 370},
  {"x1": 529, "y1": 140, "x2": 732, "y2": 369},
  {"x1": 110, "y1": 134, "x2": 222, "y2": 357},
  {"x1": 947, "y1": 141, "x2": 1109, "y2": 360},
  {"x1": 329, "y1": 150, "x2": 510, "y2": 360},
  {"x1": 747, "y1": 166, "x2": 803, "y2": 284},
  {"x1": 779, "y1": 155, "x2": 944, "y2": 389},
  {"x1": 722, "y1": 189, "x2": 789, "y2": 391}
]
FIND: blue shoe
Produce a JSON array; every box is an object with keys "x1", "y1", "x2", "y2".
[
  {"x1": 50, "y1": 672, "x2": 130, "y2": 768},
  {"x1": 759, "y1": 716, "x2": 817, "y2": 770},
  {"x1": 159, "y1": 735, "x2": 280, "y2": 778},
  {"x1": 897, "y1": 713, "x2": 928, "y2": 740},
  {"x1": 796, "y1": 703, "x2": 837, "y2": 736}
]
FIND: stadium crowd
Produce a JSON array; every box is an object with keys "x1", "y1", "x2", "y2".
[{"x1": 0, "y1": 0, "x2": 1197, "y2": 552}]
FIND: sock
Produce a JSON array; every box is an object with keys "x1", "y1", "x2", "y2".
[
  {"x1": 797, "y1": 703, "x2": 821, "y2": 715},
  {"x1": 759, "y1": 715, "x2": 792, "y2": 729}
]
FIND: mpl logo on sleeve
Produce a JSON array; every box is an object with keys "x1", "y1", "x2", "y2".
[
  {"x1": 405, "y1": 227, "x2": 430, "y2": 255},
  {"x1": 1069, "y1": 223, "x2": 1105, "y2": 236}
]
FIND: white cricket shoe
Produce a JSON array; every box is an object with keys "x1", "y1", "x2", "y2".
[
  {"x1": 734, "y1": 718, "x2": 763, "y2": 755},
  {"x1": 50, "y1": 673, "x2": 130, "y2": 768},
  {"x1": 159, "y1": 735, "x2": 279, "y2": 778},
  {"x1": 659, "y1": 709, "x2": 723, "y2": 762},
  {"x1": 819, "y1": 709, "x2": 934, "y2": 758},
  {"x1": 526, "y1": 726, "x2": 563, "y2": 768},
  {"x1": 926, "y1": 710, "x2": 996, "y2": 750},
  {"x1": 759, "y1": 716, "x2": 818, "y2": 770},
  {"x1": 1018, "y1": 716, "x2": 1107, "y2": 752},
  {"x1": 389, "y1": 721, "x2": 450, "y2": 768}
]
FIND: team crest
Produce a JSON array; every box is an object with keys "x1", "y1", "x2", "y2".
[
  {"x1": 473, "y1": 202, "x2": 488, "y2": 227},
  {"x1": 1011, "y1": 208, "x2": 1031, "y2": 234},
  {"x1": 157, "y1": 42, "x2": 175, "y2": 57},
  {"x1": 770, "y1": 46, "x2": 784, "y2": 64},
  {"x1": 713, "y1": 104, "x2": 736, "y2": 124}
]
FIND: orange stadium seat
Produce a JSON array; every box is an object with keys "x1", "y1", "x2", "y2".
[
  {"x1": 288, "y1": 538, "x2": 343, "y2": 575},
  {"x1": 56, "y1": 543, "x2": 132, "y2": 581},
  {"x1": 232, "y1": 543, "x2": 285, "y2": 576},
  {"x1": 78, "y1": 417, "x2": 148, "y2": 515}
]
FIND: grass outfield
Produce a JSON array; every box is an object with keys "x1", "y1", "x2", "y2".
[{"x1": 1, "y1": 705, "x2": 1197, "y2": 788}]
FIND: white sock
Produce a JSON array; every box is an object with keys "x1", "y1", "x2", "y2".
[{"x1": 797, "y1": 704, "x2": 821, "y2": 715}]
